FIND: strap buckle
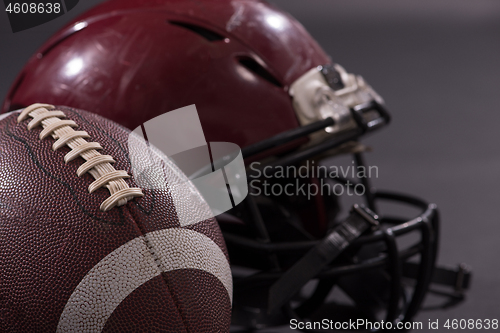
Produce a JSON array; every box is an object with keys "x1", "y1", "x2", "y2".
[
  {"x1": 352, "y1": 203, "x2": 380, "y2": 231},
  {"x1": 454, "y1": 263, "x2": 472, "y2": 293},
  {"x1": 351, "y1": 101, "x2": 391, "y2": 133}
]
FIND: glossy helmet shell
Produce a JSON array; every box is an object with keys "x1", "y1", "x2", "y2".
[{"x1": 2, "y1": 0, "x2": 330, "y2": 150}]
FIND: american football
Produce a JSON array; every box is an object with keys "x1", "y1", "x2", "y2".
[{"x1": 0, "y1": 103, "x2": 232, "y2": 332}]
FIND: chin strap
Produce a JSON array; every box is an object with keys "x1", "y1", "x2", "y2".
[
  {"x1": 404, "y1": 261, "x2": 472, "y2": 309},
  {"x1": 268, "y1": 204, "x2": 379, "y2": 313}
]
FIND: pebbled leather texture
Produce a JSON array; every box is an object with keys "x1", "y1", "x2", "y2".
[{"x1": 0, "y1": 106, "x2": 231, "y2": 332}]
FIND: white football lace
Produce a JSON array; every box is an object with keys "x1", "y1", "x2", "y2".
[{"x1": 18, "y1": 103, "x2": 144, "y2": 212}]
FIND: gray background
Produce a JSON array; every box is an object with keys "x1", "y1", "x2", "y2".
[{"x1": 1, "y1": 0, "x2": 500, "y2": 331}]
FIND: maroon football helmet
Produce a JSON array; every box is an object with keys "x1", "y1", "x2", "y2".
[{"x1": 2, "y1": 0, "x2": 470, "y2": 330}]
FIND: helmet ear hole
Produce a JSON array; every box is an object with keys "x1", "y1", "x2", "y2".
[
  {"x1": 168, "y1": 21, "x2": 225, "y2": 41},
  {"x1": 237, "y1": 56, "x2": 283, "y2": 88}
]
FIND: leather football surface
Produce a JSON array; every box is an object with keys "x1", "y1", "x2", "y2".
[{"x1": 0, "y1": 105, "x2": 232, "y2": 332}]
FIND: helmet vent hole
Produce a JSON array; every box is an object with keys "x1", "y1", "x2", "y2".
[
  {"x1": 168, "y1": 21, "x2": 225, "y2": 41},
  {"x1": 237, "y1": 57, "x2": 282, "y2": 87}
]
